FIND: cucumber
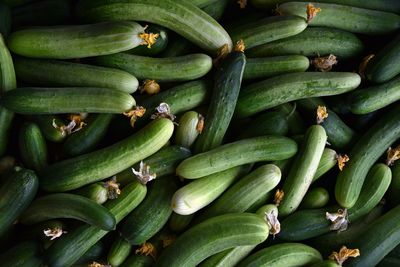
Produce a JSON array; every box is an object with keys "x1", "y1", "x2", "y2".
[
  {"x1": 177, "y1": 135, "x2": 298, "y2": 179},
  {"x1": 200, "y1": 246, "x2": 256, "y2": 267},
  {"x1": 313, "y1": 148, "x2": 337, "y2": 182},
  {"x1": 94, "y1": 53, "x2": 212, "y2": 82},
  {"x1": 29, "y1": 115, "x2": 67, "y2": 142},
  {"x1": 168, "y1": 213, "x2": 194, "y2": 233},
  {"x1": 237, "y1": 243, "x2": 322, "y2": 267},
  {"x1": 19, "y1": 122, "x2": 47, "y2": 171},
  {"x1": 378, "y1": 257, "x2": 400, "y2": 267},
  {"x1": 275, "y1": 103, "x2": 306, "y2": 135},
  {"x1": 247, "y1": 27, "x2": 364, "y2": 59},
  {"x1": 1, "y1": 87, "x2": 136, "y2": 115},
  {"x1": 19, "y1": 193, "x2": 116, "y2": 231},
  {"x1": 76, "y1": 0, "x2": 232, "y2": 54},
  {"x1": 127, "y1": 24, "x2": 168, "y2": 56},
  {"x1": 172, "y1": 165, "x2": 250, "y2": 215},
  {"x1": 194, "y1": 50, "x2": 246, "y2": 152},
  {"x1": 44, "y1": 181, "x2": 147, "y2": 267},
  {"x1": 160, "y1": 33, "x2": 194, "y2": 58},
  {"x1": 388, "y1": 162, "x2": 400, "y2": 206},
  {"x1": 201, "y1": 0, "x2": 228, "y2": 20},
  {"x1": 0, "y1": 168, "x2": 38, "y2": 237},
  {"x1": 8, "y1": 21, "x2": 148, "y2": 59},
  {"x1": 14, "y1": 57, "x2": 139, "y2": 93},
  {"x1": 277, "y1": 2, "x2": 400, "y2": 35},
  {"x1": 0, "y1": 3, "x2": 10, "y2": 37},
  {"x1": 74, "y1": 182, "x2": 109, "y2": 205},
  {"x1": 157, "y1": 213, "x2": 269, "y2": 267},
  {"x1": 75, "y1": 241, "x2": 106, "y2": 265},
  {"x1": 120, "y1": 177, "x2": 176, "y2": 245},
  {"x1": 279, "y1": 125, "x2": 327, "y2": 217},
  {"x1": 175, "y1": 111, "x2": 203, "y2": 148},
  {"x1": 365, "y1": 34, "x2": 400, "y2": 83},
  {"x1": 300, "y1": 187, "x2": 330, "y2": 209},
  {"x1": 63, "y1": 113, "x2": 113, "y2": 156},
  {"x1": 0, "y1": 241, "x2": 42, "y2": 267},
  {"x1": 349, "y1": 75, "x2": 400, "y2": 114},
  {"x1": 40, "y1": 118, "x2": 174, "y2": 192},
  {"x1": 120, "y1": 254, "x2": 154, "y2": 267},
  {"x1": 238, "y1": 111, "x2": 289, "y2": 139},
  {"x1": 335, "y1": 104, "x2": 400, "y2": 208},
  {"x1": 235, "y1": 72, "x2": 361, "y2": 118},
  {"x1": 310, "y1": 260, "x2": 341, "y2": 267},
  {"x1": 244, "y1": 55, "x2": 309, "y2": 80},
  {"x1": 107, "y1": 236, "x2": 132, "y2": 267}
]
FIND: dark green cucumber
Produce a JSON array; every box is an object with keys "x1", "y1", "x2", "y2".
[
  {"x1": 0, "y1": 3, "x2": 10, "y2": 37},
  {"x1": 120, "y1": 177, "x2": 176, "y2": 245},
  {"x1": 0, "y1": 169, "x2": 38, "y2": 237},
  {"x1": 20, "y1": 193, "x2": 116, "y2": 231},
  {"x1": 244, "y1": 55, "x2": 309, "y2": 80},
  {"x1": 238, "y1": 111, "x2": 289, "y2": 139},
  {"x1": 160, "y1": 33, "x2": 194, "y2": 57},
  {"x1": 75, "y1": 241, "x2": 106, "y2": 265},
  {"x1": 201, "y1": 0, "x2": 228, "y2": 20},
  {"x1": 14, "y1": 57, "x2": 139, "y2": 93},
  {"x1": 200, "y1": 246, "x2": 256, "y2": 267},
  {"x1": 275, "y1": 103, "x2": 306, "y2": 135},
  {"x1": 277, "y1": 2, "x2": 400, "y2": 35},
  {"x1": 63, "y1": 113, "x2": 113, "y2": 156},
  {"x1": 127, "y1": 24, "x2": 168, "y2": 56},
  {"x1": 235, "y1": 72, "x2": 361, "y2": 118},
  {"x1": 107, "y1": 236, "x2": 132, "y2": 267},
  {"x1": 0, "y1": 87, "x2": 136, "y2": 114},
  {"x1": 378, "y1": 257, "x2": 400, "y2": 267},
  {"x1": 175, "y1": 111, "x2": 203, "y2": 148},
  {"x1": 19, "y1": 122, "x2": 47, "y2": 171},
  {"x1": 300, "y1": 187, "x2": 330, "y2": 209},
  {"x1": 388, "y1": 162, "x2": 400, "y2": 206},
  {"x1": 177, "y1": 135, "x2": 298, "y2": 179},
  {"x1": 94, "y1": 53, "x2": 212, "y2": 82},
  {"x1": 168, "y1": 213, "x2": 194, "y2": 233},
  {"x1": 310, "y1": 260, "x2": 341, "y2": 267},
  {"x1": 120, "y1": 254, "x2": 154, "y2": 267},
  {"x1": 194, "y1": 51, "x2": 246, "y2": 153},
  {"x1": 157, "y1": 213, "x2": 269, "y2": 267},
  {"x1": 247, "y1": 27, "x2": 364, "y2": 59},
  {"x1": 40, "y1": 118, "x2": 174, "y2": 192},
  {"x1": 44, "y1": 181, "x2": 147, "y2": 267},
  {"x1": 349, "y1": 75, "x2": 400, "y2": 114},
  {"x1": 313, "y1": 148, "x2": 337, "y2": 182},
  {"x1": 29, "y1": 115, "x2": 67, "y2": 142},
  {"x1": 8, "y1": 21, "x2": 148, "y2": 59},
  {"x1": 335, "y1": 104, "x2": 400, "y2": 208},
  {"x1": 0, "y1": 241, "x2": 42, "y2": 267},
  {"x1": 365, "y1": 34, "x2": 400, "y2": 83},
  {"x1": 74, "y1": 182, "x2": 109, "y2": 205},
  {"x1": 76, "y1": 0, "x2": 232, "y2": 54}
]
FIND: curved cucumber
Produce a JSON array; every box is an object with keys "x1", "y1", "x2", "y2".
[
  {"x1": 29, "y1": 115, "x2": 67, "y2": 143},
  {"x1": 74, "y1": 182, "x2": 109, "y2": 205},
  {"x1": 175, "y1": 111, "x2": 203, "y2": 148},
  {"x1": 0, "y1": 241, "x2": 42, "y2": 267},
  {"x1": 127, "y1": 24, "x2": 168, "y2": 56},
  {"x1": 238, "y1": 111, "x2": 289, "y2": 139},
  {"x1": 40, "y1": 118, "x2": 174, "y2": 192},
  {"x1": 300, "y1": 187, "x2": 330, "y2": 209},
  {"x1": 177, "y1": 135, "x2": 298, "y2": 179},
  {"x1": 313, "y1": 148, "x2": 337, "y2": 182},
  {"x1": 0, "y1": 87, "x2": 136, "y2": 114},
  {"x1": 107, "y1": 236, "x2": 132, "y2": 267},
  {"x1": 19, "y1": 122, "x2": 47, "y2": 172},
  {"x1": 200, "y1": 246, "x2": 256, "y2": 267},
  {"x1": 235, "y1": 72, "x2": 361, "y2": 118}
]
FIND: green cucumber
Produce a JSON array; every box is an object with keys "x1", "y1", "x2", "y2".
[
  {"x1": 247, "y1": 27, "x2": 364, "y2": 59},
  {"x1": 310, "y1": 260, "x2": 341, "y2": 267},
  {"x1": 275, "y1": 103, "x2": 306, "y2": 135},
  {"x1": 244, "y1": 55, "x2": 309, "y2": 80},
  {"x1": 74, "y1": 182, "x2": 109, "y2": 205},
  {"x1": 349, "y1": 75, "x2": 400, "y2": 114},
  {"x1": 63, "y1": 114, "x2": 113, "y2": 156},
  {"x1": 235, "y1": 72, "x2": 361, "y2": 118},
  {"x1": 40, "y1": 118, "x2": 174, "y2": 192},
  {"x1": 44, "y1": 181, "x2": 147, "y2": 267},
  {"x1": 14, "y1": 57, "x2": 139, "y2": 93},
  {"x1": 160, "y1": 33, "x2": 194, "y2": 57},
  {"x1": 335, "y1": 104, "x2": 400, "y2": 208},
  {"x1": 365, "y1": 34, "x2": 400, "y2": 83},
  {"x1": 107, "y1": 236, "x2": 132, "y2": 267},
  {"x1": 76, "y1": 0, "x2": 232, "y2": 54},
  {"x1": 0, "y1": 3, "x2": 10, "y2": 37},
  {"x1": 120, "y1": 177, "x2": 176, "y2": 245},
  {"x1": 1, "y1": 87, "x2": 136, "y2": 114},
  {"x1": 0, "y1": 168, "x2": 38, "y2": 237},
  {"x1": 29, "y1": 115, "x2": 67, "y2": 142},
  {"x1": 378, "y1": 257, "x2": 400, "y2": 267},
  {"x1": 194, "y1": 51, "x2": 246, "y2": 152},
  {"x1": 229, "y1": 15, "x2": 307, "y2": 50},
  {"x1": 201, "y1": 0, "x2": 228, "y2": 20},
  {"x1": 8, "y1": 21, "x2": 148, "y2": 59},
  {"x1": 0, "y1": 241, "x2": 42, "y2": 267},
  {"x1": 75, "y1": 241, "x2": 106, "y2": 265},
  {"x1": 168, "y1": 213, "x2": 194, "y2": 233},
  {"x1": 388, "y1": 162, "x2": 400, "y2": 206},
  {"x1": 20, "y1": 193, "x2": 116, "y2": 231},
  {"x1": 300, "y1": 187, "x2": 330, "y2": 209},
  {"x1": 127, "y1": 24, "x2": 168, "y2": 56},
  {"x1": 157, "y1": 213, "x2": 269, "y2": 267},
  {"x1": 237, "y1": 243, "x2": 322, "y2": 267},
  {"x1": 277, "y1": 2, "x2": 400, "y2": 35},
  {"x1": 200, "y1": 246, "x2": 256, "y2": 267},
  {"x1": 177, "y1": 135, "x2": 298, "y2": 179},
  {"x1": 313, "y1": 148, "x2": 337, "y2": 182},
  {"x1": 238, "y1": 111, "x2": 289, "y2": 139},
  {"x1": 120, "y1": 254, "x2": 153, "y2": 267},
  {"x1": 94, "y1": 53, "x2": 212, "y2": 82},
  {"x1": 279, "y1": 125, "x2": 327, "y2": 217},
  {"x1": 19, "y1": 122, "x2": 47, "y2": 171},
  {"x1": 172, "y1": 165, "x2": 250, "y2": 215},
  {"x1": 175, "y1": 111, "x2": 203, "y2": 148}
]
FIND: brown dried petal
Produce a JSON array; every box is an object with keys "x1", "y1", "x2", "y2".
[{"x1": 329, "y1": 246, "x2": 360, "y2": 265}]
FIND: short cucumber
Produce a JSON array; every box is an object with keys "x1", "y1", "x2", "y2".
[
  {"x1": 0, "y1": 3, "x2": 10, "y2": 37},
  {"x1": 73, "y1": 182, "x2": 109, "y2": 205},
  {"x1": 107, "y1": 235, "x2": 132, "y2": 267},
  {"x1": 157, "y1": 213, "x2": 269, "y2": 267},
  {"x1": 313, "y1": 148, "x2": 337, "y2": 182},
  {"x1": 40, "y1": 118, "x2": 174, "y2": 192},
  {"x1": 247, "y1": 27, "x2": 364, "y2": 59},
  {"x1": 237, "y1": 111, "x2": 289, "y2": 139},
  {"x1": 8, "y1": 21, "x2": 148, "y2": 59},
  {"x1": 300, "y1": 187, "x2": 330, "y2": 209},
  {"x1": 14, "y1": 57, "x2": 139, "y2": 93},
  {"x1": 0, "y1": 241, "x2": 42, "y2": 267},
  {"x1": 1, "y1": 87, "x2": 136, "y2": 115},
  {"x1": 235, "y1": 72, "x2": 361, "y2": 118},
  {"x1": 127, "y1": 24, "x2": 168, "y2": 56},
  {"x1": 76, "y1": 0, "x2": 232, "y2": 54},
  {"x1": 94, "y1": 53, "x2": 212, "y2": 82},
  {"x1": 168, "y1": 213, "x2": 194, "y2": 233},
  {"x1": 335, "y1": 104, "x2": 400, "y2": 208},
  {"x1": 29, "y1": 115, "x2": 67, "y2": 142},
  {"x1": 19, "y1": 122, "x2": 47, "y2": 171},
  {"x1": 175, "y1": 111, "x2": 203, "y2": 148},
  {"x1": 237, "y1": 243, "x2": 322, "y2": 267},
  {"x1": 177, "y1": 135, "x2": 298, "y2": 179}
]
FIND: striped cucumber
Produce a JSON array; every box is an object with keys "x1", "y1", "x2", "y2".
[
  {"x1": 300, "y1": 187, "x2": 330, "y2": 209},
  {"x1": 40, "y1": 118, "x2": 174, "y2": 192},
  {"x1": 0, "y1": 241, "x2": 42, "y2": 267},
  {"x1": 313, "y1": 148, "x2": 337, "y2": 182},
  {"x1": 73, "y1": 182, "x2": 109, "y2": 205},
  {"x1": 235, "y1": 72, "x2": 361, "y2": 118},
  {"x1": 107, "y1": 236, "x2": 132, "y2": 267},
  {"x1": 29, "y1": 115, "x2": 67, "y2": 142},
  {"x1": 238, "y1": 111, "x2": 289, "y2": 139},
  {"x1": 175, "y1": 111, "x2": 203, "y2": 148},
  {"x1": 275, "y1": 103, "x2": 306, "y2": 134},
  {"x1": 19, "y1": 122, "x2": 47, "y2": 171},
  {"x1": 168, "y1": 213, "x2": 194, "y2": 233},
  {"x1": 127, "y1": 24, "x2": 168, "y2": 56},
  {"x1": 200, "y1": 246, "x2": 256, "y2": 267}
]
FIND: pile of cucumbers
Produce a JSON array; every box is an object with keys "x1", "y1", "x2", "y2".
[{"x1": 1, "y1": 0, "x2": 400, "y2": 266}]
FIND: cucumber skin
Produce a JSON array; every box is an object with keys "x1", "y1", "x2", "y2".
[
  {"x1": 238, "y1": 111, "x2": 289, "y2": 139},
  {"x1": 19, "y1": 122, "x2": 47, "y2": 172},
  {"x1": 0, "y1": 109, "x2": 14, "y2": 156},
  {"x1": 127, "y1": 24, "x2": 168, "y2": 56},
  {"x1": 235, "y1": 72, "x2": 361, "y2": 119},
  {"x1": 335, "y1": 104, "x2": 400, "y2": 208},
  {"x1": 74, "y1": 182, "x2": 108, "y2": 205},
  {"x1": 300, "y1": 187, "x2": 330, "y2": 209},
  {"x1": 107, "y1": 236, "x2": 131, "y2": 267},
  {"x1": 175, "y1": 111, "x2": 202, "y2": 148},
  {"x1": 0, "y1": 241, "x2": 42, "y2": 267},
  {"x1": 313, "y1": 148, "x2": 337, "y2": 182},
  {"x1": 40, "y1": 118, "x2": 174, "y2": 192},
  {"x1": 157, "y1": 213, "x2": 269, "y2": 267},
  {"x1": 200, "y1": 245, "x2": 256, "y2": 267}
]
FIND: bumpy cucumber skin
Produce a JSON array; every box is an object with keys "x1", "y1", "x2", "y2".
[
  {"x1": 200, "y1": 246, "x2": 256, "y2": 267},
  {"x1": 239, "y1": 111, "x2": 289, "y2": 139},
  {"x1": 157, "y1": 213, "x2": 269, "y2": 267},
  {"x1": 19, "y1": 122, "x2": 47, "y2": 171},
  {"x1": 40, "y1": 118, "x2": 174, "y2": 192},
  {"x1": 107, "y1": 236, "x2": 132, "y2": 267},
  {"x1": 335, "y1": 105, "x2": 400, "y2": 208},
  {"x1": 29, "y1": 115, "x2": 66, "y2": 143},
  {"x1": 300, "y1": 187, "x2": 330, "y2": 209},
  {"x1": 175, "y1": 111, "x2": 202, "y2": 148}
]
